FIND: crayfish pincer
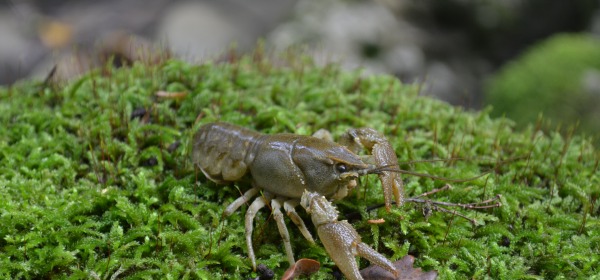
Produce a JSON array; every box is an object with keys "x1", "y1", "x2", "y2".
[
  {"x1": 192, "y1": 122, "x2": 405, "y2": 279},
  {"x1": 301, "y1": 191, "x2": 398, "y2": 280}
]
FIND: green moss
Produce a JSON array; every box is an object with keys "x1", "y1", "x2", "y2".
[
  {"x1": 1, "y1": 53, "x2": 599, "y2": 279},
  {"x1": 485, "y1": 33, "x2": 600, "y2": 144}
]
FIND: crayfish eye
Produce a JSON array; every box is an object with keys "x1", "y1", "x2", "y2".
[{"x1": 335, "y1": 163, "x2": 348, "y2": 173}]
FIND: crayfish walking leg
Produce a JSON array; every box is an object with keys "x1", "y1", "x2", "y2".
[{"x1": 223, "y1": 189, "x2": 315, "y2": 270}]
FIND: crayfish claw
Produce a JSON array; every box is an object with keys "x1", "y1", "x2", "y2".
[
  {"x1": 342, "y1": 128, "x2": 404, "y2": 210},
  {"x1": 302, "y1": 191, "x2": 398, "y2": 280},
  {"x1": 372, "y1": 140, "x2": 404, "y2": 210},
  {"x1": 356, "y1": 242, "x2": 398, "y2": 278}
]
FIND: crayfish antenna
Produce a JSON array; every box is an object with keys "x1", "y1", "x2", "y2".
[{"x1": 369, "y1": 164, "x2": 491, "y2": 183}]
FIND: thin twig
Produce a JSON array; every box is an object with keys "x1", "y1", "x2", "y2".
[
  {"x1": 358, "y1": 185, "x2": 502, "y2": 224},
  {"x1": 412, "y1": 184, "x2": 451, "y2": 199},
  {"x1": 406, "y1": 195, "x2": 502, "y2": 210}
]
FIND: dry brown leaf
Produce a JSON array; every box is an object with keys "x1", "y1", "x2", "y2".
[
  {"x1": 281, "y1": 258, "x2": 321, "y2": 280},
  {"x1": 360, "y1": 255, "x2": 437, "y2": 280}
]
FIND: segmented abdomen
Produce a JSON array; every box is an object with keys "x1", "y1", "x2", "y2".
[{"x1": 192, "y1": 122, "x2": 262, "y2": 182}]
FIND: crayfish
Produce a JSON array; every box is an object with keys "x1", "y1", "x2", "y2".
[{"x1": 192, "y1": 122, "x2": 498, "y2": 279}]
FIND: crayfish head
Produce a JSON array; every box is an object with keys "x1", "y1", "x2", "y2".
[{"x1": 293, "y1": 137, "x2": 369, "y2": 199}]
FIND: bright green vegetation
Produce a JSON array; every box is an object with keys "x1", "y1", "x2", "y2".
[
  {"x1": 485, "y1": 33, "x2": 600, "y2": 145},
  {"x1": 1, "y1": 52, "x2": 599, "y2": 279}
]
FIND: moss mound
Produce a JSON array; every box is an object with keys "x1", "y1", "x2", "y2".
[
  {"x1": 485, "y1": 33, "x2": 600, "y2": 144},
  {"x1": 1, "y1": 54, "x2": 598, "y2": 279}
]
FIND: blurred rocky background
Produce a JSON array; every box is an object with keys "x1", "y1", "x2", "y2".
[{"x1": 1, "y1": 0, "x2": 599, "y2": 142}]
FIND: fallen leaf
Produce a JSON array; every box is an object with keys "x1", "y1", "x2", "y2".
[
  {"x1": 281, "y1": 258, "x2": 321, "y2": 280},
  {"x1": 360, "y1": 255, "x2": 437, "y2": 280}
]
